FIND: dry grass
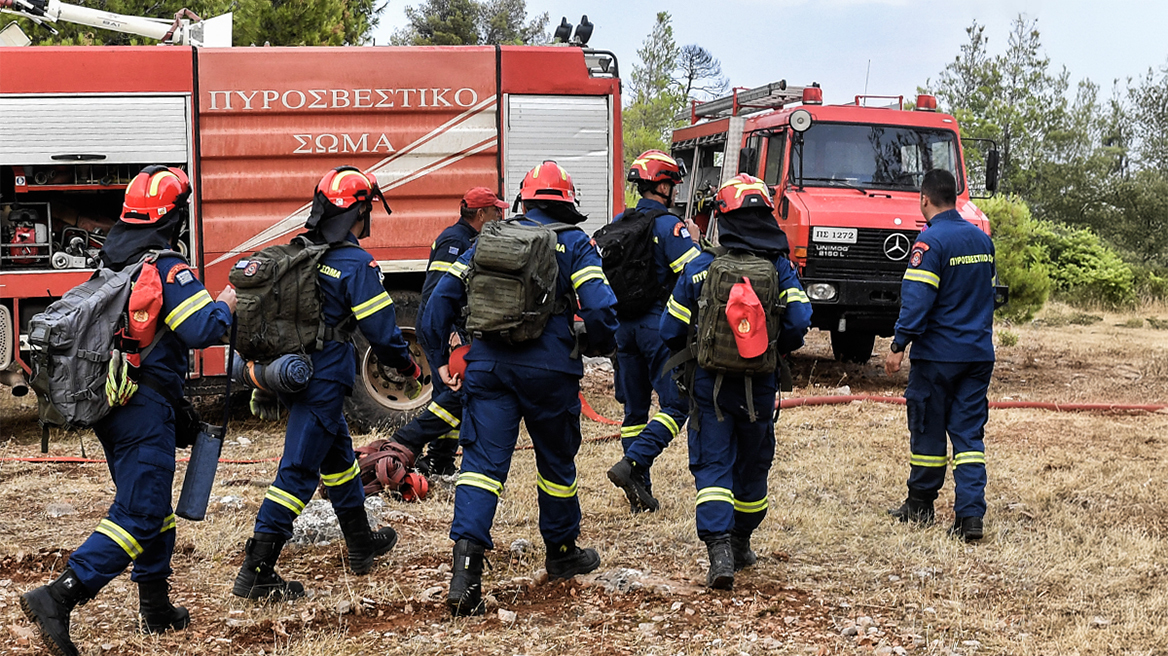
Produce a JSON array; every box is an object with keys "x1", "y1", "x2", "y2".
[{"x1": 1, "y1": 306, "x2": 1167, "y2": 655}]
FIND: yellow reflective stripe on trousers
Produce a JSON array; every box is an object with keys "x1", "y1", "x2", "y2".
[
  {"x1": 449, "y1": 261, "x2": 469, "y2": 280},
  {"x1": 164, "y1": 289, "x2": 213, "y2": 330},
  {"x1": 953, "y1": 451, "x2": 986, "y2": 466},
  {"x1": 265, "y1": 486, "x2": 307, "y2": 515},
  {"x1": 903, "y1": 269, "x2": 940, "y2": 288},
  {"x1": 667, "y1": 296, "x2": 692, "y2": 324},
  {"x1": 734, "y1": 497, "x2": 769, "y2": 514},
  {"x1": 649, "y1": 412, "x2": 680, "y2": 438},
  {"x1": 571, "y1": 265, "x2": 608, "y2": 289},
  {"x1": 352, "y1": 291, "x2": 394, "y2": 320},
  {"x1": 695, "y1": 486, "x2": 735, "y2": 506},
  {"x1": 620, "y1": 423, "x2": 646, "y2": 438},
  {"x1": 428, "y1": 260, "x2": 453, "y2": 273},
  {"x1": 910, "y1": 454, "x2": 948, "y2": 468},
  {"x1": 321, "y1": 459, "x2": 360, "y2": 487},
  {"x1": 161, "y1": 513, "x2": 176, "y2": 533},
  {"x1": 428, "y1": 402, "x2": 461, "y2": 428},
  {"x1": 536, "y1": 473, "x2": 578, "y2": 498},
  {"x1": 438, "y1": 429, "x2": 460, "y2": 440},
  {"x1": 669, "y1": 247, "x2": 700, "y2": 273},
  {"x1": 456, "y1": 472, "x2": 504, "y2": 496},
  {"x1": 96, "y1": 519, "x2": 144, "y2": 559}
]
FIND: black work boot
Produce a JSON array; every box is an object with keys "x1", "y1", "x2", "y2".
[
  {"x1": 888, "y1": 493, "x2": 936, "y2": 525},
  {"x1": 337, "y1": 508, "x2": 398, "y2": 575},
  {"x1": 948, "y1": 516, "x2": 985, "y2": 542},
  {"x1": 546, "y1": 542, "x2": 601, "y2": 580},
  {"x1": 416, "y1": 452, "x2": 457, "y2": 477},
  {"x1": 730, "y1": 533, "x2": 758, "y2": 571},
  {"x1": 20, "y1": 567, "x2": 92, "y2": 656},
  {"x1": 705, "y1": 535, "x2": 735, "y2": 590},
  {"x1": 607, "y1": 457, "x2": 660, "y2": 513},
  {"x1": 137, "y1": 578, "x2": 190, "y2": 634},
  {"x1": 231, "y1": 532, "x2": 306, "y2": 601},
  {"x1": 447, "y1": 539, "x2": 486, "y2": 617}
]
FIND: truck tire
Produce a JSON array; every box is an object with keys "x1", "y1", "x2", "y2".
[
  {"x1": 345, "y1": 290, "x2": 433, "y2": 434},
  {"x1": 830, "y1": 330, "x2": 876, "y2": 364}
]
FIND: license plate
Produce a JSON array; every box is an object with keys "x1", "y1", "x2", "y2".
[{"x1": 812, "y1": 227, "x2": 857, "y2": 244}]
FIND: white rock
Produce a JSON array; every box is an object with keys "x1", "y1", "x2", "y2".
[
  {"x1": 962, "y1": 640, "x2": 981, "y2": 648},
  {"x1": 638, "y1": 622, "x2": 656, "y2": 633},
  {"x1": 237, "y1": 436, "x2": 252, "y2": 446},
  {"x1": 834, "y1": 385, "x2": 852, "y2": 395},
  {"x1": 290, "y1": 497, "x2": 389, "y2": 545},
  {"x1": 510, "y1": 539, "x2": 531, "y2": 557},
  {"x1": 418, "y1": 586, "x2": 444, "y2": 602},
  {"x1": 841, "y1": 626, "x2": 859, "y2": 637},
  {"x1": 893, "y1": 647, "x2": 908, "y2": 656},
  {"x1": 875, "y1": 647, "x2": 893, "y2": 656},
  {"x1": 1091, "y1": 616, "x2": 1111, "y2": 627},
  {"x1": 671, "y1": 602, "x2": 684, "y2": 612},
  {"x1": 595, "y1": 568, "x2": 644, "y2": 593},
  {"x1": 45, "y1": 503, "x2": 76, "y2": 518},
  {"x1": 497, "y1": 608, "x2": 517, "y2": 623},
  {"x1": 218, "y1": 495, "x2": 245, "y2": 510},
  {"x1": 336, "y1": 599, "x2": 353, "y2": 615}
]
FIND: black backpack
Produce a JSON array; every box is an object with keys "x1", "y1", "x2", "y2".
[{"x1": 592, "y1": 208, "x2": 671, "y2": 319}]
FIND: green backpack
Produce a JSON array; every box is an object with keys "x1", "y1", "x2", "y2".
[
  {"x1": 464, "y1": 217, "x2": 577, "y2": 345},
  {"x1": 230, "y1": 236, "x2": 355, "y2": 363}
]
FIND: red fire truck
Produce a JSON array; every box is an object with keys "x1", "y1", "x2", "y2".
[
  {"x1": 0, "y1": 43, "x2": 622, "y2": 429},
  {"x1": 671, "y1": 82, "x2": 999, "y2": 362}
]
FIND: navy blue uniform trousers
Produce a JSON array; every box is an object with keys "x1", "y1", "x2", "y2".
[
  {"x1": 393, "y1": 375, "x2": 462, "y2": 460},
  {"x1": 255, "y1": 379, "x2": 365, "y2": 538},
  {"x1": 689, "y1": 370, "x2": 776, "y2": 541},
  {"x1": 905, "y1": 359, "x2": 992, "y2": 518},
  {"x1": 69, "y1": 388, "x2": 178, "y2": 590},
  {"x1": 450, "y1": 361, "x2": 582, "y2": 550},
  {"x1": 615, "y1": 311, "x2": 688, "y2": 491}
]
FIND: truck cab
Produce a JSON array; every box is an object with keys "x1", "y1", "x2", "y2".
[{"x1": 672, "y1": 83, "x2": 997, "y2": 362}]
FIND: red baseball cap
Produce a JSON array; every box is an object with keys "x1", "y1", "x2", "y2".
[
  {"x1": 448, "y1": 344, "x2": 471, "y2": 380},
  {"x1": 725, "y1": 277, "x2": 768, "y2": 359},
  {"x1": 462, "y1": 187, "x2": 508, "y2": 210}
]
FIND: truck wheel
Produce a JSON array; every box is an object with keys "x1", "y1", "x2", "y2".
[
  {"x1": 345, "y1": 290, "x2": 433, "y2": 434},
  {"x1": 830, "y1": 330, "x2": 876, "y2": 364}
]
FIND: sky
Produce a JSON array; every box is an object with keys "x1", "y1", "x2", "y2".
[{"x1": 371, "y1": 0, "x2": 1168, "y2": 105}]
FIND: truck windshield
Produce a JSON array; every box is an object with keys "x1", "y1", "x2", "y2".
[{"x1": 795, "y1": 122, "x2": 961, "y2": 192}]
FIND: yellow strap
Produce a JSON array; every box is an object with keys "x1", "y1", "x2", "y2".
[
  {"x1": 352, "y1": 291, "x2": 394, "y2": 320},
  {"x1": 264, "y1": 486, "x2": 307, "y2": 515},
  {"x1": 164, "y1": 289, "x2": 213, "y2": 330},
  {"x1": 667, "y1": 296, "x2": 692, "y2": 324},
  {"x1": 669, "y1": 248, "x2": 700, "y2": 273},
  {"x1": 96, "y1": 519, "x2": 144, "y2": 559},
  {"x1": 536, "y1": 473, "x2": 578, "y2": 498},
  {"x1": 321, "y1": 459, "x2": 361, "y2": 487},
  {"x1": 427, "y1": 402, "x2": 461, "y2": 428},
  {"x1": 903, "y1": 269, "x2": 941, "y2": 288},
  {"x1": 734, "y1": 497, "x2": 768, "y2": 513},
  {"x1": 456, "y1": 472, "x2": 504, "y2": 496}
]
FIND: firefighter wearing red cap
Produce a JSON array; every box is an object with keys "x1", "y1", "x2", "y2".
[
  {"x1": 388, "y1": 187, "x2": 507, "y2": 477},
  {"x1": 232, "y1": 166, "x2": 420, "y2": 601},
  {"x1": 421, "y1": 161, "x2": 618, "y2": 616},
  {"x1": 604, "y1": 149, "x2": 700, "y2": 513},
  {"x1": 21, "y1": 166, "x2": 235, "y2": 656},
  {"x1": 659, "y1": 174, "x2": 812, "y2": 590}
]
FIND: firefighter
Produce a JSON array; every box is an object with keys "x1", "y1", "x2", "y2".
[
  {"x1": 421, "y1": 161, "x2": 618, "y2": 617},
  {"x1": 605, "y1": 150, "x2": 701, "y2": 513},
  {"x1": 659, "y1": 175, "x2": 812, "y2": 590},
  {"x1": 389, "y1": 187, "x2": 507, "y2": 477},
  {"x1": 20, "y1": 167, "x2": 235, "y2": 656},
  {"x1": 232, "y1": 167, "x2": 422, "y2": 600},
  {"x1": 885, "y1": 169, "x2": 995, "y2": 542}
]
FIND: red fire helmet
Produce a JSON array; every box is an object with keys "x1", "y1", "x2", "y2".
[
  {"x1": 715, "y1": 174, "x2": 775, "y2": 213},
  {"x1": 519, "y1": 160, "x2": 577, "y2": 204},
  {"x1": 627, "y1": 149, "x2": 685, "y2": 184},
  {"x1": 121, "y1": 166, "x2": 190, "y2": 224},
  {"x1": 316, "y1": 166, "x2": 385, "y2": 210}
]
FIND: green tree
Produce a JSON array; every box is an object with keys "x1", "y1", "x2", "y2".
[
  {"x1": 12, "y1": 0, "x2": 382, "y2": 45},
  {"x1": 979, "y1": 195, "x2": 1051, "y2": 321},
  {"x1": 622, "y1": 11, "x2": 683, "y2": 167},
  {"x1": 478, "y1": 0, "x2": 547, "y2": 45},
  {"x1": 674, "y1": 44, "x2": 727, "y2": 103},
  {"x1": 391, "y1": 0, "x2": 547, "y2": 45}
]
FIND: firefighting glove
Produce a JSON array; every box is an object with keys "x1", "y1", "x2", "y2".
[
  {"x1": 105, "y1": 349, "x2": 138, "y2": 407},
  {"x1": 249, "y1": 389, "x2": 283, "y2": 421},
  {"x1": 399, "y1": 360, "x2": 424, "y2": 401}
]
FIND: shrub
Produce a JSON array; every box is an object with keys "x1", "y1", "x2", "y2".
[
  {"x1": 997, "y1": 329, "x2": 1019, "y2": 347},
  {"x1": 1133, "y1": 266, "x2": 1168, "y2": 303},
  {"x1": 979, "y1": 195, "x2": 1052, "y2": 322},
  {"x1": 1033, "y1": 221, "x2": 1137, "y2": 308}
]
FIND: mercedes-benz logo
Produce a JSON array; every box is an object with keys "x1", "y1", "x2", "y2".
[{"x1": 883, "y1": 233, "x2": 911, "y2": 260}]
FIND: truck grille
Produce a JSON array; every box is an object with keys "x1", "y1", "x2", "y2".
[{"x1": 803, "y1": 228, "x2": 920, "y2": 280}]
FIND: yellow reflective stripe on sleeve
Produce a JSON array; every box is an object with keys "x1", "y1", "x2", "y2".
[
  {"x1": 438, "y1": 429, "x2": 460, "y2": 440},
  {"x1": 352, "y1": 291, "x2": 394, "y2": 321},
  {"x1": 449, "y1": 261, "x2": 469, "y2": 280},
  {"x1": 456, "y1": 472, "x2": 504, "y2": 496},
  {"x1": 264, "y1": 486, "x2": 307, "y2": 515},
  {"x1": 903, "y1": 269, "x2": 941, "y2": 288},
  {"x1": 570, "y1": 265, "x2": 609, "y2": 289},
  {"x1": 427, "y1": 402, "x2": 461, "y2": 428},
  {"x1": 649, "y1": 412, "x2": 680, "y2": 438},
  {"x1": 428, "y1": 260, "x2": 453, "y2": 273},
  {"x1": 620, "y1": 423, "x2": 647, "y2": 438},
  {"x1": 734, "y1": 497, "x2": 769, "y2": 514},
  {"x1": 161, "y1": 513, "x2": 176, "y2": 533},
  {"x1": 164, "y1": 289, "x2": 213, "y2": 330},
  {"x1": 96, "y1": 519, "x2": 144, "y2": 559},
  {"x1": 953, "y1": 451, "x2": 986, "y2": 467},
  {"x1": 695, "y1": 486, "x2": 735, "y2": 507},
  {"x1": 780, "y1": 287, "x2": 810, "y2": 304},
  {"x1": 909, "y1": 454, "x2": 949, "y2": 468},
  {"x1": 536, "y1": 473, "x2": 578, "y2": 498},
  {"x1": 667, "y1": 296, "x2": 692, "y2": 324},
  {"x1": 321, "y1": 459, "x2": 361, "y2": 487},
  {"x1": 669, "y1": 247, "x2": 700, "y2": 273}
]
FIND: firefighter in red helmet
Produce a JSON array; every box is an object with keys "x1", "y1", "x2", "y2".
[
  {"x1": 21, "y1": 166, "x2": 235, "y2": 656},
  {"x1": 233, "y1": 166, "x2": 419, "y2": 601}
]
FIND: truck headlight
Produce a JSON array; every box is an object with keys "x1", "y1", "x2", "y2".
[{"x1": 806, "y1": 283, "x2": 837, "y2": 301}]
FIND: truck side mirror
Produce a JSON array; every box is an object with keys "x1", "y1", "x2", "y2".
[
  {"x1": 779, "y1": 195, "x2": 789, "y2": 220},
  {"x1": 985, "y1": 150, "x2": 1000, "y2": 193}
]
